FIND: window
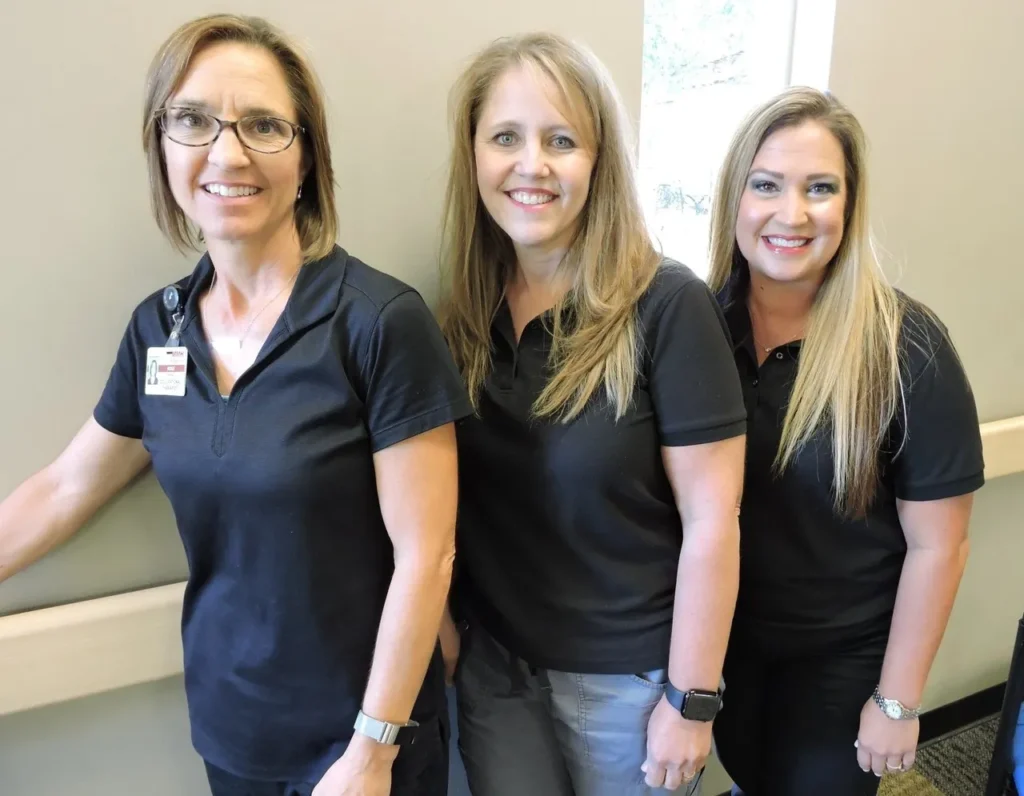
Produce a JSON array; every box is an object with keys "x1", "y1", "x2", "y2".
[{"x1": 639, "y1": 0, "x2": 836, "y2": 277}]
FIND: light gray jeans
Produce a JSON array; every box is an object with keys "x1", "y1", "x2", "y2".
[{"x1": 454, "y1": 624, "x2": 702, "y2": 796}]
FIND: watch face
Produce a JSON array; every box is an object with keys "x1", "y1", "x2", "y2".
[
  {"x1": 883, "y1": 701, "x2": 902, "y2": 720},
  {"x1": 682, "y1": 692, "x2": 721, "y2": 722}
]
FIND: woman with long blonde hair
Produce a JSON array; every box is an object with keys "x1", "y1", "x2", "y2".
[
  {"x1": 438, "y1": 33, "x2": 746, "y2": 795},
  {"x1": 707, "y1": 86, "x2": 984, "y2": 794}
]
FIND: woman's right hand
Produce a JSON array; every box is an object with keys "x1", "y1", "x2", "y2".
[{"x1": 439, "y1": 609, "x2": 462, "y2": 685}]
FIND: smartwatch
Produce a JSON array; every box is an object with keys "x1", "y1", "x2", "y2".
[
  {"x1": 353, "y1": 710, "x2": 419, "y2": 745},
  {"x1": 665, "y1": 683, "x2": 723, "y2": 722}
]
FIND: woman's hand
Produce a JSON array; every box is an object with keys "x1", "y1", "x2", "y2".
[{"x1": 856, "y1": 698, "x2": 919, "y2": 776}]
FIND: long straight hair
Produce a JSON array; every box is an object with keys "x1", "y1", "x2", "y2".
[
  {"x1": 707, "y1": 87, "x2": 907, "y2": 517},
  {"x1": 438, "y1": 33, "x2": 661, "y2": 420}
]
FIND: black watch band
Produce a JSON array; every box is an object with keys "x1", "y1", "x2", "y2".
[{"x1": 665, "y1": 683, "x2": 723, "y2": 722}]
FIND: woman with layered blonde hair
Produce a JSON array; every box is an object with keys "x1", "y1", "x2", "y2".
[
  {"x1": 707, "y1": 86, "x2": 984, "y2": 794},
  {"x1": 438, "y1": 33, "x2": 747, "y2": 795}
]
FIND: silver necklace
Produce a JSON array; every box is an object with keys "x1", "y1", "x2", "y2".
[
  {"x1": 748, "y1": 300, "x2": 799, "y2": 354},
  {"x1": 210, "y1": 269, "x2": 299, "y2": 349}
]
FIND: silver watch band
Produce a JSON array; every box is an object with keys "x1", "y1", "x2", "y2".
[
  {"x1": 353, "y1": 710, "x2": 419, "y2": 745},
  {"x1": 872, "y1": 686, "x2": 922, "y2": 720}
]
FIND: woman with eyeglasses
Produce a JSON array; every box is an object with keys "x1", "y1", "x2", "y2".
[{"x1": 0, "y1": 14, "x2": 469, "y2": 796}]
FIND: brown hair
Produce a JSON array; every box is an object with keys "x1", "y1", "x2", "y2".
[
  {"x1": 439, "y1": 32, "x2": 661, "y2": 420},
  {"x1": 141, "y1": 14, "x2": 336, "y2": 261}
]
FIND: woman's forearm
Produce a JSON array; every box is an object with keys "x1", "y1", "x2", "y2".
[
  {"x1": 360, "y1": 548, "x2": 454, "y2": 724},
  {"x1": 877, "y1": 542, "x2": 969, "y2": 707},
  {"x1": 668, "y1": 518, "x2": 740, "y2": 691}
]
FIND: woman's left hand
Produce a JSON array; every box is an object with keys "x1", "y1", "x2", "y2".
[
  {"x1": 642, "y1": 696, "x2": 711, "y2": 791},
  {"x1": 855, "y1": 698, "x2": 919, "y2": 777}
]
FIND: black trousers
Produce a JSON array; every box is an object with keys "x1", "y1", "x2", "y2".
[
  {"x1": 713, "y1": 619, "x2": 889, "y2": 796},
  {"x1": 204, "y1": 714, "x2": 449, "y2": 796}
]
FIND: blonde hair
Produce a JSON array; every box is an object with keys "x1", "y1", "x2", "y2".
[
  {"x1": 141, "y1": 14, "x2": 337, "y2": 261},
  {"x1": 707, "y1": 86, "x2": 907, "y2": 517},
  {"x1": 439, "y1": 32, "x2": 661, "y2": 420}
]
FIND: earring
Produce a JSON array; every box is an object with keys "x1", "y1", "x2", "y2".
[{"x1": 297, "y1": 185, "x2": 303, "y2": 200}]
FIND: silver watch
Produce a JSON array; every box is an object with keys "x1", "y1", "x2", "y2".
[
  {"x1": 353, "y1": 710, "x2": 420, "y2": 745},
  {"x1": 872, "y1": 686, "x2": 922, "y2": 720}
]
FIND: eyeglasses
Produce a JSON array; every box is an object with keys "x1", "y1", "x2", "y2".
[{"x1": 157, "y1": 107, "x2": 304, "y2": 154}]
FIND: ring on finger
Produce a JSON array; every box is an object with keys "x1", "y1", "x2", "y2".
[{"x1": 886, "y1": 762, "x2": 904, "y2": 772}]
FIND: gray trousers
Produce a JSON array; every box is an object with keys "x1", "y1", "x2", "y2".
[{"x1": 454, "y1": 624, "x2": 702, "y2": 796}]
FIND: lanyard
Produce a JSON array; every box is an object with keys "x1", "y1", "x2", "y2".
[{"x1": 162, "y1": 285, "x2": 185, "y2": 346}]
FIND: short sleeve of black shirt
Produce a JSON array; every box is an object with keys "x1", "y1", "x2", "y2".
[
  {"x1": 643, "y1": 263, "x2": 747, "y2": 446},
  {"x1": 890, "y1": 306, "x2": 985, "y2": 501},
  {"x1": 95, "y1": 304, "x2": 153, "y2": 439},
  {"x1": 353, "y1": 289, "x2": 472, "y2": 452}
]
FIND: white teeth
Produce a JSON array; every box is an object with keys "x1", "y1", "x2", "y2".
[
  {"x1": 510, "y1": 191, "x2": 555, "y2": 206},
  {"x1": 767, "y1": 236, "x2": 809, "y2": 247},
  {"x1": 205, "y1": 184, "x2": 259, "y2": 197}
]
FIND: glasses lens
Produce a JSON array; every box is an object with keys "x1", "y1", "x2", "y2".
[
  {"x1": 238, "y1": 116, "x2": 295, "y2": 153},
  {"x1": 161, "y1": 108, "x2": 218, "y2": 146}
]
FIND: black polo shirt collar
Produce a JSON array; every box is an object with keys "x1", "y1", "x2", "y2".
[
  {"x1": 172, "y1": 247, "x2": 353, "y2": 397},
  {"x1": 719, "y1": 279, "x2": 803, "y2": 367},
  {"x1": 176, "y1": 247, "x2": 349, "y2": 342}
]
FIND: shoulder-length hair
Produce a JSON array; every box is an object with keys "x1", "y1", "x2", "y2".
[{"x1": 141, "y1": 14, "x2": 337, "y2": 261}]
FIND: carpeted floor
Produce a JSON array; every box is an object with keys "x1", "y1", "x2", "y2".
[{"x1": 878, "y1": 716, "x2": 998, "y2": 796}]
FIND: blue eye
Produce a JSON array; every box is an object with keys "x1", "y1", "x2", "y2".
[
  {"x1": 552, "y1": 135, "x2": 576, "y2": 150},
  {"x1": 494, "y1": 132, "x2": 517, "y2": 146}
]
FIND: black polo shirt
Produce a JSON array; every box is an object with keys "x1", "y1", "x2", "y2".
[
  {"x1": 93, "y1": 246, "x2": 472, "y2": 782},
  {"x1": 454, "y1": 261, "x2": 747, "y2": 673},
  {"x1": 721, "y1": 287, "x2": 985, "y2": 634}
]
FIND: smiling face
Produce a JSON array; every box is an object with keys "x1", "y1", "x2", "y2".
[
  {"x1": 161, "y1": 41, "x2": 305, "y2": 248},
  {"x1": 735, "y1": 120, "x2": 848, "y2": 288},
  {"x1": 473, "y1": 65, "x2": 596, "y2": 260}
]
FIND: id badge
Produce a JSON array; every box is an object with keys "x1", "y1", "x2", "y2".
[{"x1": 144, "y1": 347, "x2": 188, "y2": 397}]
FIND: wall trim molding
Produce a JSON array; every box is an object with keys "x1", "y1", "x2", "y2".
[
  {"x1": 1, "y1": 415, "x2": 1021, "y2": 717},
  {"x1": 0, "y1": 582, "x2": 184, "y2": 716},
  {"x1": 980, "y1": 414, "x2": 1024, "y2": 481}
]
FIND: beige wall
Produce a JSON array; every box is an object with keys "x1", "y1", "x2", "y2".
[
  {"x1": 828, "y1": 0, "x2": 1024, "y2": 709},
  {"x1": 0, "y1": 0, "x2": 1020, "y2": 793}
]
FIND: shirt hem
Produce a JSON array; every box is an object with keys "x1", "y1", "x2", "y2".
[
  {"x1": 92, "y1": 408, "x2": 143, "y2": 440},
  {"x1": 370, "y1": 398, "x2": 474, "y2": 453},
  {"x1": 661, "y1": 417, "x2": 746, "y2": 447},
  {"x1": 476, "y1": 614, "x2": 671, "y2": 674},
  {"x1": 896, "y1": 470, "x2": 985, "y2": 502}
]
